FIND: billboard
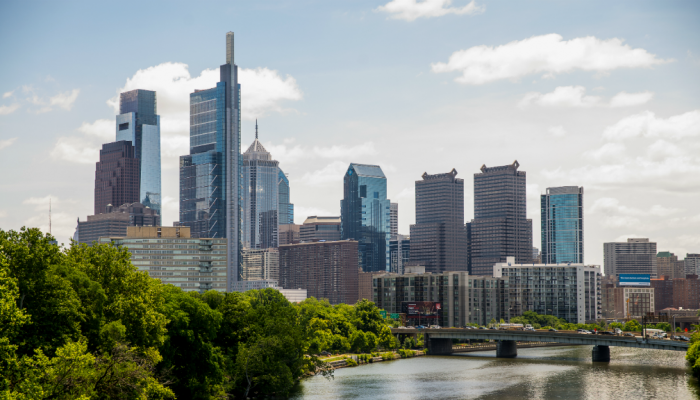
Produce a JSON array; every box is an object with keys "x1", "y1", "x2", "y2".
[
  {"x1": 619, "y1": 274, "x2": 651, "y2": 286},
  {"x1": 401, "y1": 302, "x2": 441, "y2": 319}
]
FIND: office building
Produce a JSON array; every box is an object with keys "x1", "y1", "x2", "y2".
[
  {"x1": 100, "y1": 226, "x2": 227, "y2": 293},
  {"x1": 279, "y1": 224, "x2": 300, "y2": 245},
  {"x1": 179, "y1": 32, "x2": 241, "y2": 291},
  {"x1": 410, "y1": 169, "x2": 468, "y2": 274},
  {"x1": 657, "y1": 251, "x2": 685, "y2": 279},
  {"x1": 493, "y1": 257, "x2": 602, "y2": 324},
  {"x1": 242, "y1": 122, "x2": 280, "y2": 249},
  {"x1": 278, "y1": 240, "x2": 359, "y2": 305},
  {"x1": 603, "y1": 238, "x2": 657, "y2": 278},
  {"x1": 278, "y1": 169, "x2": 294, "y2": 225},
  {"x1": 340, "y1": 163, "x2": 391, "y2": 272},
  {"x1": 614, "y1": 287, "x2": 655, "y2": 319},
  {"x1": 673, "y1": 275, "x2": 700, "y2": 309},
  {"x1": 78, "y1": 202, "x2": 160, "y2": 245},
  {"x1": 389, "y1": 234, "x2": 410, "y2": 274},
  {"x1": 601, "y1": 276, "x2": 618, "y2": 319},
  {"x1": 372, "y1": 271, "x2": 508, "y2": 327},
  {"x1": 470, "y1": 161, "x2": 533, "y2": 275},
  {"x1": 241, "y1": 248, "x2": 279, "y2": 281},
  {"x1": 390, "y1": 203, "x2": 398, "y2": 237},
  {"x1": 541, "y1": 186, "x2": 584, "y2": 264},
  {"x1": 115, "y1": 89, "x2": 161, "y2": 212},
  {"x1": 686, "y1": 254, "x2": 700, "y2": 277},
  {"x1": 229, "y1": 280, "x2": 279, "y2": 293},
  {"x1": 651, "y1": 276, "x2": 674, "y2": 313},
  {"x1": 300, "y1": 216, "x2": 341, "y2": 242},
  {"x1": 532, "y1": 247, "x2": 542, "y2": 264},
  {"x1": 94, "y1": 141, "x2": 140, "y2": 215}
]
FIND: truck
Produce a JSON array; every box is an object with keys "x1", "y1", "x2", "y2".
[{"x1": 499, "y1": 323, "x2": 524, "y2": 331}]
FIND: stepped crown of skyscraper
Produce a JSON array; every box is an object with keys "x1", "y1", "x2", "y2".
[{"x1": 243, "y1": 120, "x2": 272, "y2": 161}]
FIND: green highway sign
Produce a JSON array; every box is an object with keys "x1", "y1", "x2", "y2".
[
  {"x1": 380, "y1": 310, "x2": 387, "y2": 318},
  {"x1": 390, "y1": 313, "x2": 400, "y2": 319}
]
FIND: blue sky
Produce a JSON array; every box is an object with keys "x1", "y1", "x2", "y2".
[{"x1": 1, "y1": 0, "x2": 699, "y2": 266}]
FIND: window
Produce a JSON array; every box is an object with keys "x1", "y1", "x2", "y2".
[
  {"x1": 360, "y1": 185, "x2": 367, "y2": 198},
  {"x1": 119, "y1": 122, "x2": 129, "y2": 131},
  {"x1": 374, "y1": 192, "x2": 379, "y2": 199}
]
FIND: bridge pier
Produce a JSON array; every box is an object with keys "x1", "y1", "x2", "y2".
[
  {"x1": 496, "y1": 340, "x2": 517, "y2": 358},
  {"x1": 425, "y1": 334, "x2": 453, "y2": 355},
  {"x1": 592, "y1": 345, "x2": 610, "y2": 362}
]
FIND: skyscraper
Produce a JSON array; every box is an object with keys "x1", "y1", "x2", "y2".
[
  {"x1": 341, "y1": 163, "x2": 391, "y2": 272},
  {"x1": 409, "y1": 169, "x2": 468, "y2": 273},
  {"x1": 390, "y1": 203, "x2": 398, "y2": 237},
  {"x1": 469, "y1": 161, "x2": 532, "y2": 275},
  {"x1": 116, "y1": 89, "x2": 161, "y2": 212},
  {"x1": 179, "y1": 32, "x2": 241, "y2": 290},
  {"x1": 603, "y1": 238, "x2": 657, "y2": 278},
  {"x1": 94, "y1": 141, "x2": 140, "y2": 215},
  {"x1": 541, "y1": 186, "x2": 584, "y2": 264},
  {"x1": 242, "y1": 122, "x2": 279, "y2": 249},
  {"x1": 278, "y1": 169, "x2": 294, "y2": 225}
]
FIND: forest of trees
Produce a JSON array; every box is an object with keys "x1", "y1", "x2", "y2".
[{"x1": 0, "y1": 228, "x2": 401, "y2": 399}]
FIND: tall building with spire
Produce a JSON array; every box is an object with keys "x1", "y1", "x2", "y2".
[
  {"x1": 115, "y1": 89, "x2": 161, "y2": 212},
  {"x1": 179, "y1": 32, "x2": 242, "y2": 290},
  {"x1": 242, "y1": 121, "x2": 280, "y2": 249}
]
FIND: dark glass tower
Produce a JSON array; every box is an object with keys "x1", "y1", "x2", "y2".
[
  {"x1": 94, "y1": 141, "x2": 140, "y2": 214},
  {"x1": 179, "y1": 32, "x2": 241, "y2": 289},
  {"x1": 116, "y1": 89, "x2": 161, "y2": 212},
  {"x1": 341, "y1": 163, "x2": 391, "y2": 272},
  {"x1": 410, "y1": 169, "x2": 468, "y2": 273},
  {"x1": 541, "y1": 186, "x2": 584, "y2": 264},
  {"x1": 278, "y1": 169, "x2": 294, "y2": 225},
  {"x1": 469, "y1": 161, "x2": 532, "y2": 275}
]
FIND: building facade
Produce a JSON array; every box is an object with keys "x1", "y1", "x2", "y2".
[
  {"x1": 493, "y1": 257, "x2": 602, "y2": 324},
  {"x1": 614, "y1": 287, "x2": 655, "y2": 319},
  {"x1": 673, "y1": 275, "x2": 700, "y2": 309},
  {"x1": 541, "y1": 186, "x2": 584, "y2": 264},
  {"x1": 686, "y1": 254, "x2": 700, "y2": 277},
  {"x1": 390, "y1": 203, "x2": 398, "y2": 237},
  {"x1": 179, "y1": 32, "x2": 241, "y2": 291},
  {"x1": 278, "y1": 168, "x2": 294, "y2": 225},
  {"x1": 278, "y1": 240, "x2": 360, "y2": 305},
  {"x1": 410, "y1": 169, "x2": 468, "y2": 274},
  {"x1": 603, "y1": 238, "x2": 657, "y2": 278},
  {"x1": 470, "y1": 161, "x2": 532, "y2": 275},
  {"x1": 651, "y1": 275, "x2": 674, "y2": 313},
  {"x1": 389, "y1": 234, "x2": 410, "y2": 275},
  {"x1": 115, "y1": 89, "x2": 161, "y2": 212},
  {"x1": 94, "y1": 141, "x2": 140, "y2": 215},
  {"x1": 78, "y1": 202, "x2": 160, "y2": 245},
  {"x1": 241, "y1": 248, "x2": 279, "y2": 281},
  {"x1": 340, "y1": 163, "x2": 391, "y2": 272},
  {"x1": 278, "y1": 224, "x2": 300, "y2": 245},
  {"x1": 300, "y1": 216, "x2": 341, "y2": 242},
  {"x1": 100, "y1": 226, "x2": 227, "y2": 293},
  {"x1": 657, "y1": 251, "x2": 686, "y2": 279}
]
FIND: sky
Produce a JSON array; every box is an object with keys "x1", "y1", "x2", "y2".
[{"x1": 1, "y1": 0, "x2": 699, "y2": 266}]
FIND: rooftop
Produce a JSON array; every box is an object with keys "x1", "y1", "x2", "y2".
[{"x1": 349, "y1": 163, "x2": 386, "y2": 178}]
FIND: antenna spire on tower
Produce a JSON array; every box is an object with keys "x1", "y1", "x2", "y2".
[{"x1": 255, "y1": 119, "x2": 258, "y2": 140}]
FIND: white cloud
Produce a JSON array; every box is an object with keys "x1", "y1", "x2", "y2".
[
  {"x1": 583, "y1": 142, "x2": 626, "y2": 161},
  {"x1": 395, "y1": 187, "x2": 414, "y2": 199},
  {"x1": 49, "y1": 89, "x2": 80, "y2": 110},
  {"x1": 548, "y1": 126, "x2": 567, "y2": 137},
  {"x1": 609, "y1": 91, "x2": 654, "y2": 108},
  {"x1": 376, "y1": 0, "x2": 484, "y2": 21},
  {"x1": 519, "y1": 86, "x2": 653, "y2": 108},
  {"x1": 602, "y1": 110, "x2": 700, "y2": 141},
  {"x1": 77, "y1": 119, "x2": 114, "y2": 140},
  {"x1": 313, "y1": 142, "x2": 376, "y2": 159},
  {"x1": 588, "y1": 197, "x2": 682, "y2": 229},
  {"x1": 3, "y1": 91, "x2": 13, "y2": 98},
  {"x1": 432, "y1": 34, "x2": 671, "y2": 85},
  {"x1": 264, "y1": 141, "x2": 376, "y2": 166},
  {"x1": 241, "y1": 67, "x2": 303, "y2": 119},
  {"x1": 23, "y1": 195, "x2": 75, "y2": 211},
  {"x1": 0, "y1": 104, "x2": 21, "y2": 115},
  {"x1": 300, "y1": 161, "x2": 349, "y2": 186},
  {"x1": 0, "y1": 137, "x2": 17, "y2": 150},
  {"x1": 0, "y1": 210, "x2": 6, "y2": 218},
  {"x1": 49, "y1": 136, "x2": 100, "y2": 164}
]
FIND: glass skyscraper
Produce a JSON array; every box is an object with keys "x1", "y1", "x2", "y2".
[
  {"x1": 242, "y1": 122, "x2": 280, "y2": 249},
  {"x1": 116, "y1": 89, "x2": 161, "y2": 213},
  {"x1": 278, "y1": 168, "x2": 294, "y2": 225},
  {"x1": 541, "y1": 186, "x2": 584, "y2": 264},
  {"x1": 179, "y1": 32, "x2": 241, "y2": 290},
  {"x1": 341, "y1": 163, "x2": 391, "y2": 272}
]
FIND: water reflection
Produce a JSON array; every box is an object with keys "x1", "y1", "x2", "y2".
[{"x1": 292, "y1": 346, "x2": 696, "y2": 400}]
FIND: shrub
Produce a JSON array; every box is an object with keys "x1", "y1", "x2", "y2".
[
  {"x1": 345, "y1": 357, "x2": 358, "y2": 367},
  {"x1": 381, "y1": 352, "x2": 395, "y2": 361}
]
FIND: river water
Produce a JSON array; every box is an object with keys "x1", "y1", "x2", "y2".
[{"x1": 292, "y1": 346, "x2": 697, "y2": 399}]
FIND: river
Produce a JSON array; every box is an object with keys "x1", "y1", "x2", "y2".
[{"x1": 291, "y1": 346, "x2": 697, "y2": 399}]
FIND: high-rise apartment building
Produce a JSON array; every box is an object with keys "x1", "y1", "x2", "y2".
[
  {"x1": 657, "y1": 251, "x2": 686, "y2": 279},
  {"x1": 116, "y1": 89, "x2": 161, "y2": 212},
  {"x1": 278, "y1": 169, "x2": 294, "y2": 225},
  {"x1": 390, "y1": 203, "x2": 398, "y2": 237},
  {"x1": 603, "y1": 238, "x2": 657, "y2": 278},
  {"x1": 94, "y1": 141, "x2": 140, "y2": 215},
  {"x1": 78, "y1": 202, "x2": 160, "y2": 246},
  {"x1": 673, "y1": 275, "x2": 700, "y2": 309},
  {"x1": 340, "y1": 163, "x2": 391, "y2": 272},
  {"x1": 241, "y1": 124, "x2": 280, "y2": 249},
  {"x1": 686, "y1": 254, "x2": 700, "y2": 276},
  {"x1": 389, "y1": 234, "x2": 410, "y2": 274},
  {"x1": 409, "y1": 169, "x2": 468, "y2": 273},
  {"x1": 541, "y1": 186, "x2": 584, "y2": 264},
  {"x1": 470, "y1": 161, "x2": 532, "y2": 275},
  {"x1": 651, "y1": 276, "x2": 674, "y2": 313},
  {"x1": 278, "y1": 240, "x2": 360, "y2": 305},
  {"x1": 300, "y1": 216, "x2": 341, "y2": 242},
  {"x1": 241, "y1": 248, "x2": 279, "y2": 281},
  {"x1": 179, "y1": 32, "x2": 241, "y2": 290}
]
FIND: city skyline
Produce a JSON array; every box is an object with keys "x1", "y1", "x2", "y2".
[{"x1": 1, "y1": 1, "x2": 699, "y2": 267}]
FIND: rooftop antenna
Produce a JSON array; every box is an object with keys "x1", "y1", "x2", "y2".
[{"x1": 255, "y1": 119, "x2": 258, "y2": 140}]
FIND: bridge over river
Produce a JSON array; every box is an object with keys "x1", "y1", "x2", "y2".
[{"x1": 391, "y1": 328, "x2": 689, "y2": 362}]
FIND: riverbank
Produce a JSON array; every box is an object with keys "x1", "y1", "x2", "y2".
[{"x1": 321, "y1": 349, "x2": 426, "y2": 370}]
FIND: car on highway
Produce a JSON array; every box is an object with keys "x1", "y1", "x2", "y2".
[
  {"x1": 680, "y1": 336, "x2": 690, "y2": 341},
  {"x1": 478, "y1": 326, "x2": 487, "y2": 330},
  {"x1": 598, "y1": 331, "x2": 615, "y2": 335},
  {"x1": 489, "y1": 326, "x2": 498, "y2": 330},
  {"x1": 576, "y1": 329, "x2": 591, "y2": 334},
  {"x1": 524, "y1": 327, "x2": 535, "y2": 331},
  {"x1": 548, "y1": 328, "x2": 558, "y2": 332},
  {"x1": 415, "y1": 325, "x2": 426, "y2": 329},
  {"x1": 430, "y1": 325, "x2": 441, "y2": 329},
  {"x1": 623, "y1": 332, "x2": 636, "y2": 337}
]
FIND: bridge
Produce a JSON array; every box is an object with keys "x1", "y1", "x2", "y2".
[{"x1": 391, "y1": 328, "x2": 689, "y2": 362}]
